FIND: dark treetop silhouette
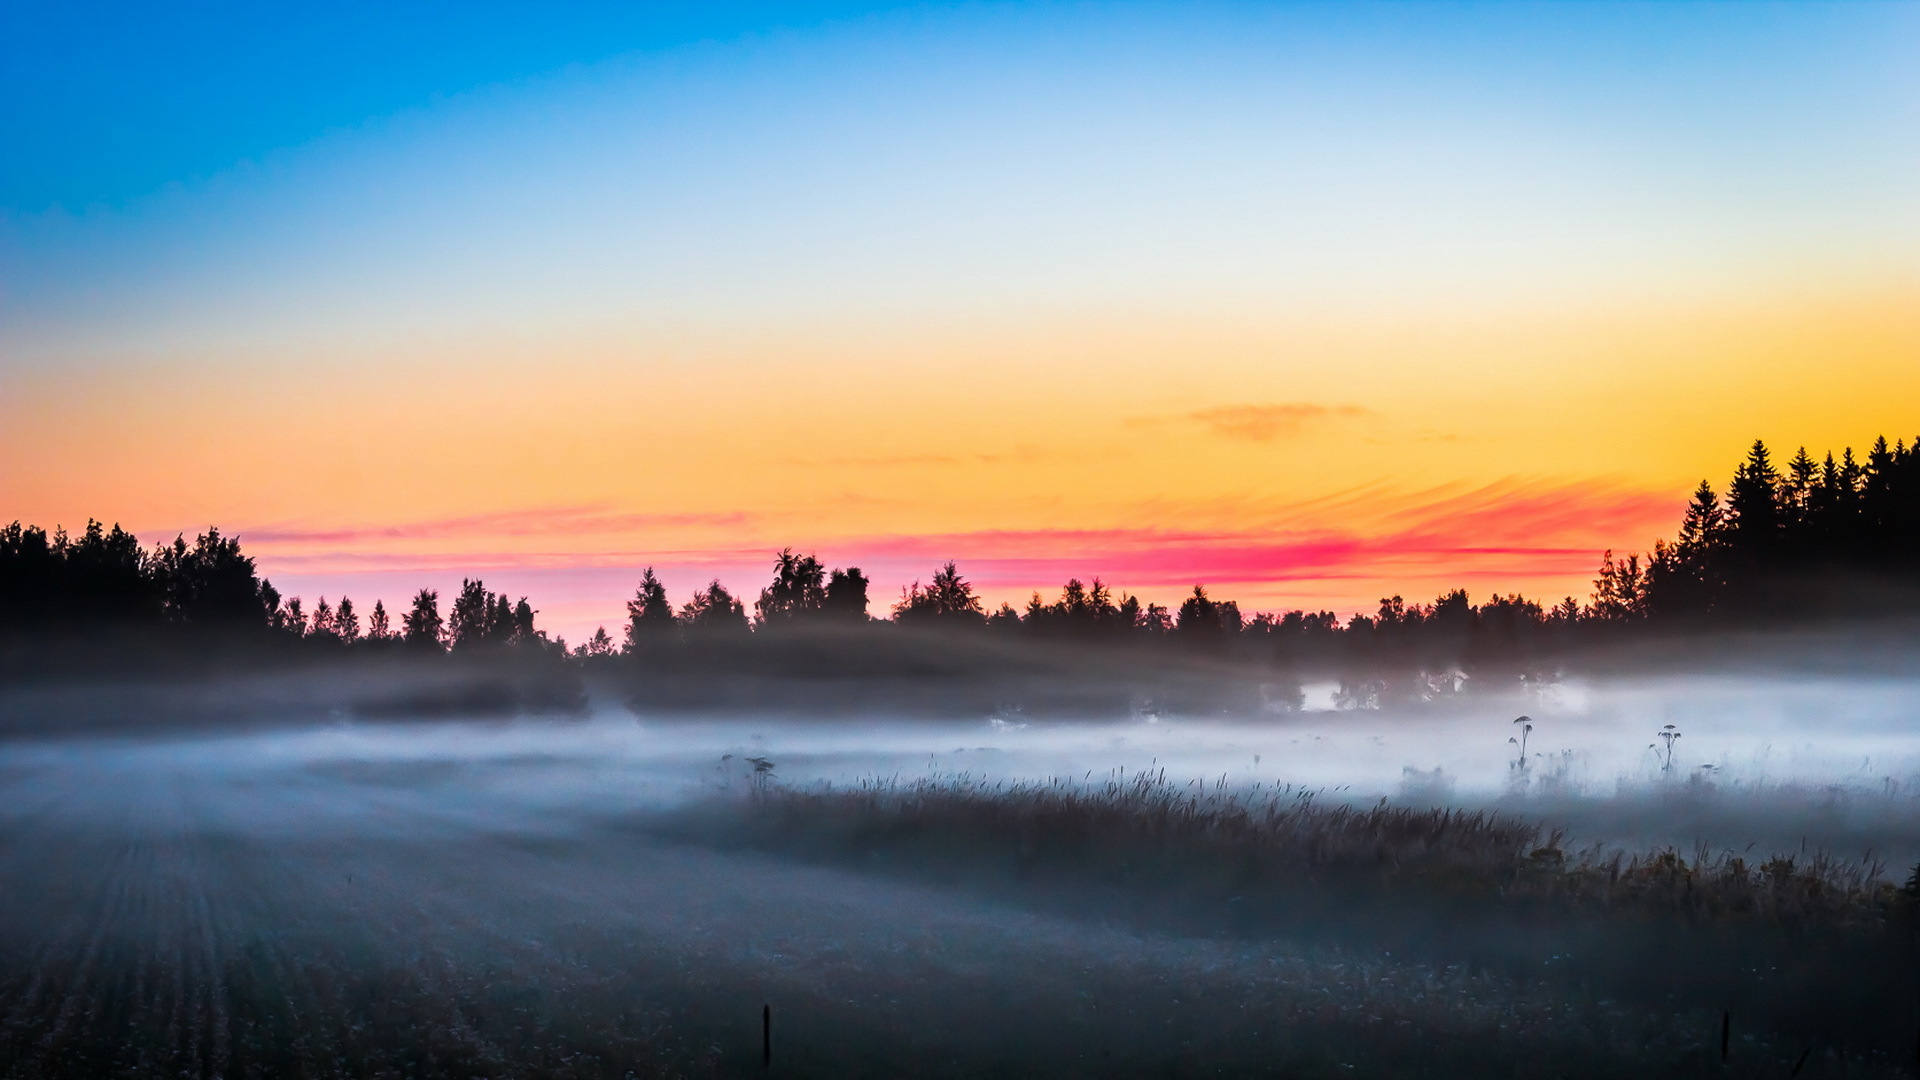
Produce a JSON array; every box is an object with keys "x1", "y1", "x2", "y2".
[{"x1": 3, "y1": 433, "x2": 1917, "y2": 715}]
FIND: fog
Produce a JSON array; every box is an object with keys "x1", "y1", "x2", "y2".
[
  {"x1": 2, "y1": 664, "x2": 1917, "y2": 1076},
  {"x1": 27, "y1": 666, "x2": 1901, "y2": 856},
  {"x1": 683, "y1": 669, "x2": 1920, "y2": 848}
]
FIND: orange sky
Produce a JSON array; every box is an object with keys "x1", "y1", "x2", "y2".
[{"x1": 4, "y1": 286, "x2": 1914, "y2": 640}]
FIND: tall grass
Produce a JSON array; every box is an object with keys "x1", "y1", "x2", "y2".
[
  {"x1": 655, "y1": 770, "x2": 1920, "y2": 1067},
  {"x1": 701, "y1": 770, "x2": 1897, "y2": 928}
]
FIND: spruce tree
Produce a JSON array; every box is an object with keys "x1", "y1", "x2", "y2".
[
  {"x1": 1726, "y1": 440, "x2": 1784, "y2": 575},
  {"x1": 623, "y1": 568, "x2": 675, "y2": 651},
  {"x1": 366, "y1": 600, "x2": 392, "y2": 640}
]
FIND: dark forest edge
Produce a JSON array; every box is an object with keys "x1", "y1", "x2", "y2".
[{"x1": 4, "y1": 434, "x2": 1918, "y2": 724}]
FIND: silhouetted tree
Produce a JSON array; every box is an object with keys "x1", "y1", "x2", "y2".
[
  {"x1": 1784, "y1": 447, "x2": 1818, "y2": 532},
  {"x1": 1643, "y1": 481, "x2": 1726, "y2": 617},
  {"x1": 0, "y1": 520, "x2": 168, "y2": 635},
  {"x1": 1862, "y1": 435, "x2": 1900, "y2": 565},
  {"x1": 1589, "y1": 550, "x2": 1646, "y2": 622},
  {"x1": 333, "y1": 597, "x2": 360, "y2": 643},
  {"x1": 1140, "y1": 602, "x2": 1173, "y2": 634},
  {"x1": 446, "y1": 579, "x2": 534, "y2": 650},
  {"x1": 310, "y1": 598, "x2": 336, "y2": 641},
  {"x1": 623, "y1": 567, "x2": 675, "y2": 651},
  {"x1": 1176, "y1": 585, "x2": 1223, "y2": 642},
  {"x1": 756, "y1": 549, "x2": 827, "y2": 627},
  {"x1": 987, "y1": 601, "x2": 1021, "y2": 630},
  {"x1": 448, "y1": 579, "x2": 494, "y2": 650},
  {"x1": 510, "y1": 598, "x2": 535, "y2": 642},
  {"x1": 58, "y1": 520, "x2": 157, "y2": 626},
  {"x1": 259, "y1": 579, "x2": 284, "y2": 631},
  {"x1": 1618, "y1": 432, "x2": 1920, "y2": 620},
  {"x1": 1024, "y1": 577, "x2": 1139, "y2": 639},
  {"x1": 366, "y1": 600, "x2": 392, "y2": 641},
  {"x1": 0, "y1": 524, "x2": 63, "y2": 633},
  {"x1": 154, "y1": 528, "x2": 270, "y2": 633},
  {"x1": 574, "y1": 626, "x2": 617, "y2": 658},
  {"x1": 680, "y1": 580, "x2": 749, "y2": 633},
  {"x1": 893, "y1": 561, "x2": 985, "y2": 626},
  {"x1": 1474, "y1": 593, "x2": 1545, "y2": 650},
  {"x1": 824, "y1": 567, "x2": 871, "y2": 621},
  {"x1": 10, "y1": 428, "x2": 1918, "y2": 678},
  {"x1": 402, "y1": 589, "x2": 444, "y2": 650},
  {"x1": 279, "y1": 597, "x2": 308, "y2": 638},
  {"x1": 1725, "y1": 439, "x2": 1784, "y2": 579}
]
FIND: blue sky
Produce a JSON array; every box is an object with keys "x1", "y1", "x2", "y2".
[
  {"x1": 8, "y1": 1, "x2": 1915, "y2": 359},
  {"x1": 7, "y1": 2, "x2": 1915, "y2": 216},
  {"x1": 2, "y1": 2, "x2": 903, "y2": 212}
]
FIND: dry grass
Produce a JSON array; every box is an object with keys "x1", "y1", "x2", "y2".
[
  {"x1": 716, "y1": 771, "x2": 1898, "y2": 928},
  {"x1": 1545, "y1": 842, "x2": 1893, "y2": 924},
  {"x1": 649, "y1": 771, "x2": 1920, "y2": 1070}
]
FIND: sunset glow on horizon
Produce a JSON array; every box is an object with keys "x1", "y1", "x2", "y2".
[{"x1": 4, "y1": 2, "x2": 1917, "y2": 642}]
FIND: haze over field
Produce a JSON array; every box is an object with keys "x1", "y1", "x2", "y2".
[
  {"x1": 1, "y1": 650, "x2": 1918, "y2": 1076},
  {"x1": 12, "y1": 662, "x2": 1920, "y2": 857}
]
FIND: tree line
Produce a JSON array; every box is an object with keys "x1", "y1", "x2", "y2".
[
  {"x1": 5, "y1": 433, "x2": 1916, "y2": 670},
  {"x1": 1592, "y1": 436, "x2": 1920, "y2": 620},
  {"x1": 0, "y1": 522, "x2": 561, "y2": 658}
]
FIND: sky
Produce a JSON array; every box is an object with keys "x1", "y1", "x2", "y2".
[{"x1": 3, "y1": 1, "x2": 1917, "y2": 643}]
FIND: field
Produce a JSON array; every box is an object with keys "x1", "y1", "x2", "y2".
[{"x1": 0, "y1": 669, "x2": 1916, "y2": 1077}]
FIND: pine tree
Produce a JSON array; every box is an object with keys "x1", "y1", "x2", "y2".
[
  {"x1": 448, "y1": 579, "x2": 499, "y2": 650},
  {"x1": 1862, "y1": 435, "x2": 1898, "y2": 563},
  {"x1": 334, "y1": 597, "x2": 360, "y2": 643},
  {"x1": 1677, "y1": 480, "x2": 1727, "y2": 552},
  {"x1": 927, "y1": 562, "x2": 982, "y2": 618},
  {"x1": 367, "y1": 600, "x2": 392, "y2": 640},
  {"x1": 1724, "y1": 440, "x2": 1785, "y2": 605},
  {"x1": 310, "y1": 598, "x2": 335, "y2": 640},
  {"x1": 282, "y1": 597, "x2": 308, "y2": 638},
  {"x1": 623, "y1": 568, "x2": 675, "y2": 651},
  {"x1": 1643, "y1": 480, "x2": 1727, "y2": 616},
  {"x1": 1785, "y1": 447, "x2": 1818, "y2": 529}
]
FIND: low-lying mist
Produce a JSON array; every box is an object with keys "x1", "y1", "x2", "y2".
[{"x1": 2, "y1": 638, "x2": 1918, "y2": 1076}]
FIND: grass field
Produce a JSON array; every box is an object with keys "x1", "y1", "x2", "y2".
[{"x1": 0, "y1": 707, "x2": 1915, "y2": 1077}]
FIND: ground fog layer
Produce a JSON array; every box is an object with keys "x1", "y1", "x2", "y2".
[{"x1": 0, "y1": 667, "x2": 1917, "y2": 1076}]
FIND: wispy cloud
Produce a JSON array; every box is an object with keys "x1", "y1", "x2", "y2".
[
  {"x1": 1127, "y1": 402, "x2": 1371, "y2": 442},
  {"x1": 234, "y1": 476, "x2": 1686, "y2": 640},
  {"x1": 830, "y1": 477, "x2": 1679, "y2": 594},
  {"x1": 1186, "y1": 403, "x2": 1369, "y2": 442}
]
